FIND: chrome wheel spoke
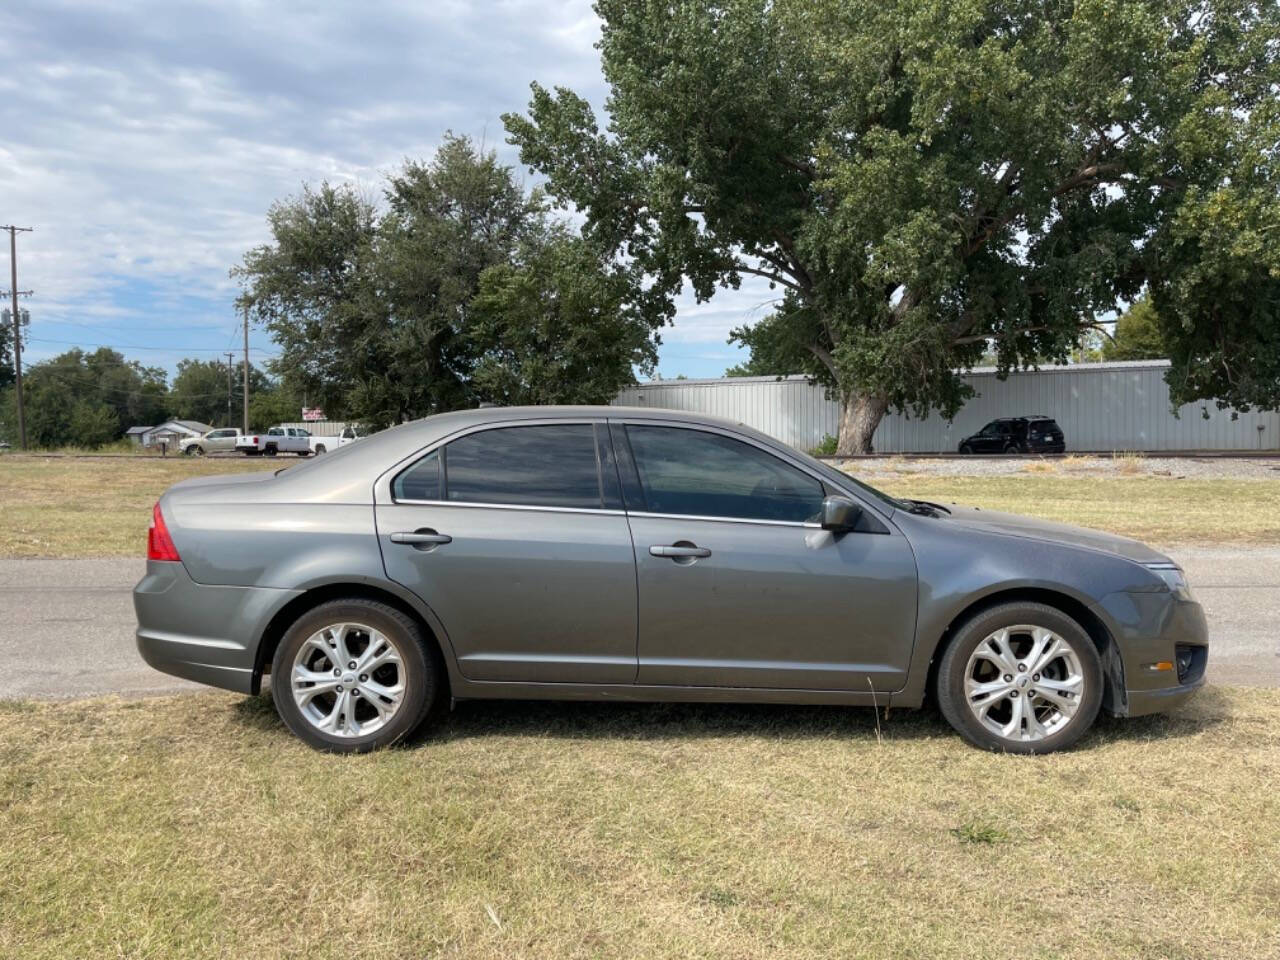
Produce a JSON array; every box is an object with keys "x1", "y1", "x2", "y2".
[
  {"x1": 1000, "y1": 694, "x2": 1026, "y2": 739},
  {"x1": 966, "y1": 677, "x2": 1011, "y2": 707},
  {"x1": 977, "y1": 628, "x2": 1019, "y2": 674}
]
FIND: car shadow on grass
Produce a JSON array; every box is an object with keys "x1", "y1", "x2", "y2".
[{"x1": 230, "y1": 683, "x2": 1230, "y2": 752}]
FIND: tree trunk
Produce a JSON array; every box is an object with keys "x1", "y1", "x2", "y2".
[{"x1": 836, "y1": 391, "x2": 889, "y2": 456}]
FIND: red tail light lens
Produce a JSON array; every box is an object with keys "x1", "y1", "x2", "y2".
[{"x1": 147, "y1": 502, "x2": 181, "y2": 562}]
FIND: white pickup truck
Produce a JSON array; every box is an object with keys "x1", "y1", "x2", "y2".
[
  {"x1": 307, "y1": 425, "x2": 365, "y2": 455},
  {"x1": 235, "y1": 426, "x2": 313, "y2": 457}
]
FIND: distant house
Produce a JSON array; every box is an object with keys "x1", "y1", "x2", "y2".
[
  {"x1": 139, "y1": 420, "x2": 213, "y2": 449},
  {"x1": 124, "y1": 426, "x2": 152, "y2": 446}
]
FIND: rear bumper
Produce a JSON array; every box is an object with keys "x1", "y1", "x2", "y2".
[{"x1": 134, "y1": 560, "x2": 301, "y2": 694}]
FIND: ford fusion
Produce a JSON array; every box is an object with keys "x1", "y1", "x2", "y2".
[{"x1": 134, "y1": 407, "x2": 1207, "y2": 754}]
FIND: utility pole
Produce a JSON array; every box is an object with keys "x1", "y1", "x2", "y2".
[
  {"x1": 242, "y1": 309, "x2": 250, "y2": 434},
  {"x1": 223, "y1": 352, "x2": 235, "y2": 428},
  {"x1": 4, "y1": 225, "x2": 33, "y2": 450}
]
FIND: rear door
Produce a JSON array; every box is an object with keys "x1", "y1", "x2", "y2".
[
  {"x1": 615, "y1": 421, "x2": 918, "y2": 692},
  {"x1": 376, "y1": 420, "x2": 639, "y2": 685}
]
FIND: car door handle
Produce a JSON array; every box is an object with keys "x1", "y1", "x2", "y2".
[
  {"x1": 649, "y1": 544, "x2": 711, "y2": 559},
  {"x1": 390, "y1": 530, "x2": 452, "y2": 548}
]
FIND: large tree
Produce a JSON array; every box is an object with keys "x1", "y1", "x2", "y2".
[
  {"x1": 235, "y1": 135, "x2": 658, "y2": 427},
  {"x1": 505, "y1": 0, "x2": 1280, "y2": 453}
]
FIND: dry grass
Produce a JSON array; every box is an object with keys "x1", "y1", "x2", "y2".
[
  {"x1": 0, "y1": 687, "x2": 1276, "y2": 959},
  {"x1": 0, "y1": 455, "x2": 274, "y2": 557},
  {"x1": 869, "y1": 472, "x2": 1280, "y2": 544},
  {"x1": 1114, "y1": 451, "x2": 1146, "y2": 476}
]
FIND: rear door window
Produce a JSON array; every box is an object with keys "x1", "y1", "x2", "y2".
[
  {"x1": 392, "y1": 450, "x2": 440, "y2": 501},
  {"x1": 623, "y1": 425, "x2": 824, "y2": 523},
  {"x1": 443, "y1": 424, "x2": 602, "y2": 509}
]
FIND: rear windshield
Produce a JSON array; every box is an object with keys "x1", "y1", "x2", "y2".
[{"x1": 1031, "y1": 420, "x2": 1060, "y2": 431}]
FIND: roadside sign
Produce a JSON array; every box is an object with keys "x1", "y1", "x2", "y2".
[{"x1": 302, "y1": 407, "x2": 325, "y2": 421}]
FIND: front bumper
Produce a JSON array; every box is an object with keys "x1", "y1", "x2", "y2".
[
  {"x1": 134, "y1": 559, "x2": 301, "y2": 694},
  {"x1": 1092, "y1": 590, "x2": 1209, "y2": 718}
]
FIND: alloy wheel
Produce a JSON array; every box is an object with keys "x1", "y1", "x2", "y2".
[
  {"x1": 290, "y1": 622, "x2": 406, "y2": 738},
  {"x1": 963, "y1": 624, "x2": 1084, "y2": 743}
]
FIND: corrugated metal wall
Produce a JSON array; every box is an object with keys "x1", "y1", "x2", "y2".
[{"x1": 614, "y1": 361, "x2": 1280, "y2": 453}]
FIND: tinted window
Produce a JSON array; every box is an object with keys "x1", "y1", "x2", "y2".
[
  {"x1": 392, "y1": 450, "x2": 440, "y2": 501},
  {"x1": 445, "y1": 425, "x2": 602, "y2": 509},
  {"x1": 625, "y1": 425, "x2": 824, "y2": 523},
  {"x1": 979, "y1": 422, "x2": 1001, "y2": 438}
]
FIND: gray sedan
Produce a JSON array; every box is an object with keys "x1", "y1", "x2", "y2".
[{"x1": 134, "y1": 407, "x2": 1207, "y2": 754}]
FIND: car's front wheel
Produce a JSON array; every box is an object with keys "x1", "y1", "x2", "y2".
[
  {"x1": 936, "y1": 602, "x2": 1103, "y2": 755},
  {"x1": 270, "y1": 599, "x2": 439, "y2": 753},
  {"x1": 959, "y1": 443, "x2": 974, "y2": 455},
  {"x1": 186, "y1": 444, "x2": 203, "y2": 456}
]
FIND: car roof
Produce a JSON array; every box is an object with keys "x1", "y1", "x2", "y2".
[{"x1": 394, "y1": 404, "x2": 751, "y2": 437}]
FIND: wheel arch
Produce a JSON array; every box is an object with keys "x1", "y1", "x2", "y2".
[
  {"x1": 923, "y1": 587, "x2": 1125, "y2": 715},
  {"x1": 252, "y1": 581, "x2": 453, "y2": 697}
]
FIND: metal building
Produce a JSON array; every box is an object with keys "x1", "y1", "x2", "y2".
[{"x1": 613, "y1": 360, "x2": 1280, "y2": 453}]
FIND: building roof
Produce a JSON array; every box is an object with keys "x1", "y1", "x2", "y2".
[
  {"x1": 144, "y1": 419, "x2": 213, "y2": 434},
  {"x1": 124, "y1": 426, "x2": 152, "y2": 435},
  {"x1": 624, "y1": 359, "x2": 1174, "y2": 389}
]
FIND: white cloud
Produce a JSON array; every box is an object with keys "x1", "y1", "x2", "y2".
[{"x1": 1, "y1": 0, "x2": 764, "y2": 377}]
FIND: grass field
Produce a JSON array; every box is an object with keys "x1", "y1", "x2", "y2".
[
  {"x1": 2, "y1": 454, "x2": 1279, "y2": 556},
  {"x1": 0, "y1": 455, "x2": 275, "y2": 557},
  {"x1": 1, "y1": 687, "x2": 1276, "y2": 959}
]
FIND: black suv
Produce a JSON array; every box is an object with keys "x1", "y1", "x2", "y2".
[{"x1": 958, "y1": 417, "x2": 1065, "y2": 454}]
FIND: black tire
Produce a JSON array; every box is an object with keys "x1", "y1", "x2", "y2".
[
  {"x1": 270, "y1": 599, "x2": 439, "y2": 753},
  {"x1": 315, "y1": 444, "x2": 326, "y2": 454},
  {"x1": 1003, "y1": 442, "x2": 1020, "y2": 454},
  {"x1": 264, "y1": 444, "x2": 278, "y2": 457},
  {"x1": 959, "y1": 443, "x2": 973, "y2": 455},
  {"x1": 935, "y1": 602, "x2": 1104, "y2": 755}
]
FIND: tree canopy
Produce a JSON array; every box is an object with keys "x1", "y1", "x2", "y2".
[
  {"x1": 169, "y1": 357, "x2": 275, "y2": 428},
  {"x1": 234, "y1": 135, "x2": 659, "y2": 427},
  {"x1": 505, "y1": 0, "x2": 1280, "y2": 452},
  {"x1": 2, "y1": 348, "x2": 167, "y2": 448}
]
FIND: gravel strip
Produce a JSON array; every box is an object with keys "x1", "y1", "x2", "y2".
[{"x1": 833, "y1": 455, "x2": 1280, "y2": 481}]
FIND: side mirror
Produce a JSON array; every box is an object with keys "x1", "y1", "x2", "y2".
[{"x1": 820, "y1": 495, "x2": 862, "y2": 533}]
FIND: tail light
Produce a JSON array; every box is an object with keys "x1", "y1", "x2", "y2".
[{"x1": 147, "y1": 501, "x2": 181, "y2": 562}]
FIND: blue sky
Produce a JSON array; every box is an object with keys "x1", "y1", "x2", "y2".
[{"x1": 1, "y1": 0, "x2": 766, "y2": 381}]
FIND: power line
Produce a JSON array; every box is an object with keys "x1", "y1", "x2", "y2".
[{"x1": 25, "y1": 335, "x2": 280, "y2": 358}]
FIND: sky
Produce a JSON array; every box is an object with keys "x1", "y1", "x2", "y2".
[{"x1": 0, "y1": 0, "x2": 768, "y2": 382}]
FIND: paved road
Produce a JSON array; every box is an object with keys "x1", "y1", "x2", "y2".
[{"x1": 1, "y1": 548, "x2": 1277, "y2": 699}]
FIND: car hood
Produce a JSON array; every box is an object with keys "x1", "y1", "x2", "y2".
[{"x1": 929, "y1": 504, "x2": 1171, "y2": 564}]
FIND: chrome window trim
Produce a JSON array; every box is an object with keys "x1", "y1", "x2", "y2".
[
  {"x1": 626, "y1": 510, "x2": 813, "y2": 529},
  {"x1": 388, "y1": 499, "x2": 819, "y2": 528},
  {"x1": 390, "y1": 498, "x2": 626, "y2": 518}
]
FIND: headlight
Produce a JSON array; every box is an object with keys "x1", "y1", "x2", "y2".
[{"x1": 1146, "y1": 563, "x2": 1194, "y2": 601}]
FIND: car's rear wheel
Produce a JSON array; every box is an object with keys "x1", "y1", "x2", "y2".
[
  {"x1": 264, "y1": 444, "x2": 278, "y2": 456},
  {"x1": 315, "y1": 444, "x2": 326, "y2": 454},
  {"x1": 270, "y1": 599, "x2": 439, "y2": 753},
  {"x1": 936, "y1": 602, "x2": 1103, "y2": 755}
]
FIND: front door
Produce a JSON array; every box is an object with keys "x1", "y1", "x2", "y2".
[
  {"x1": 376, "y1": 421, "x2": 638, "y2": 685},
  {"x1": 615, "y1": 422, "x2": 919, "y2": 692}
]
